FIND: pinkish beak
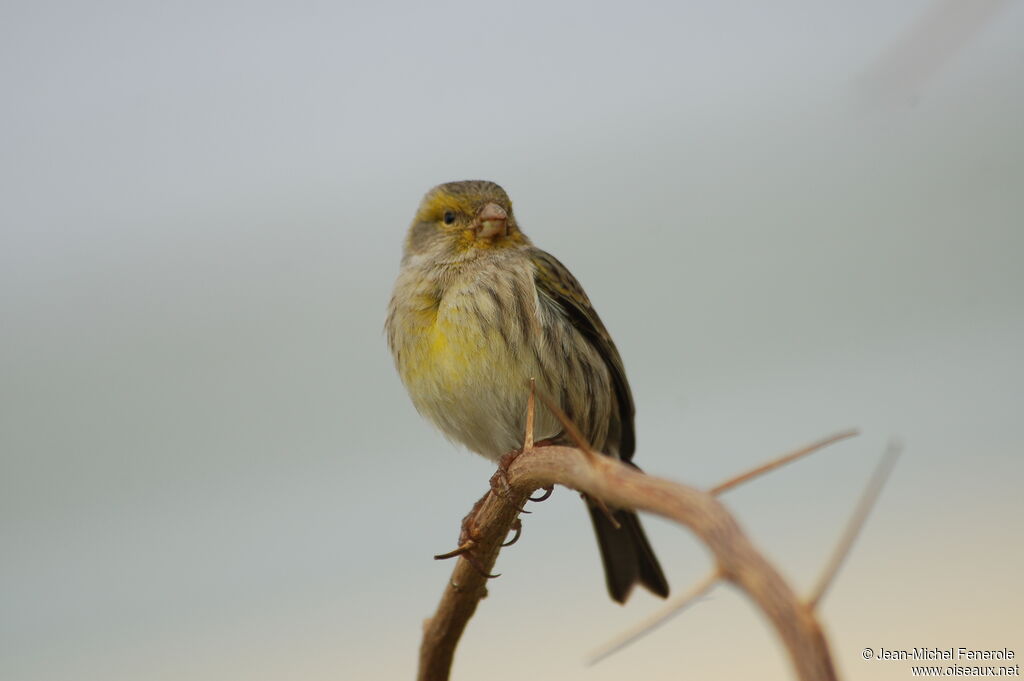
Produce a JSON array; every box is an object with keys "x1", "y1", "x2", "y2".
[{"x1": 475, "y1": 202, "x2": 508, "y2": 238}]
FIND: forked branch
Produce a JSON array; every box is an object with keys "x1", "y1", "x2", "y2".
[{"x1": 418, "y1": 394, "x2": 890, "y2": 681}]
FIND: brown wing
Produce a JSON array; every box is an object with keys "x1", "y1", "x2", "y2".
[{"x1": 529, "y1": 248, "x2": 636, "y2": 460}]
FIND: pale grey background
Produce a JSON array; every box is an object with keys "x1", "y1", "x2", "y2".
[{"x1": 2, "y1": 1, "x2": 1022, "y2": 679}]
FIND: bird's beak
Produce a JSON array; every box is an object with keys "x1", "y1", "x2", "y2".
[{"x1": 475, "y1": 203, "x2": 508, "y2": 239}]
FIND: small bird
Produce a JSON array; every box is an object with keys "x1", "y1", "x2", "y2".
[{"x1": 386, "y1": 180, "x2": 669, "y2": 603}]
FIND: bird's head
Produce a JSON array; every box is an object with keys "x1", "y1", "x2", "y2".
[{"x1": 403, "y1": 180, "x2": 530, "y2": 263}]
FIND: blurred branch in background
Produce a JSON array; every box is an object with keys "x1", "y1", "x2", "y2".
[
  {"x1": 859, "y1": 0, "x2": 1010, "y2": 100},
  {"x1": 418, "y1": 389, "x2": 894, "y2": 681}
]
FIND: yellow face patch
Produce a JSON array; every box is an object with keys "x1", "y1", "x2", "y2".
[
  {"x1": 416, "y1": 192, "x2": 477, "y2": 227},
  {"x1": 410, "y1": 185, "x2": 528, "y2": 255}
]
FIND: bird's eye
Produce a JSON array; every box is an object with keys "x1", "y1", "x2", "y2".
[{"x1": 442, "y1": 211, "x2": 456, "y2": 225}]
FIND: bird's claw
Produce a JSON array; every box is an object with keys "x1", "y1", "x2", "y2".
[
  {"x1": 529, "y1": 485, "x2": 554, "y2": 503},
  {"x1": 501, "y1": 518, "x2": 523, "y2": 547}
]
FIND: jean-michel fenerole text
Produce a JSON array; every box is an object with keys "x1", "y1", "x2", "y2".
[{"x1": 876, "y1": 648, "x2": 1015, "y2": 661}]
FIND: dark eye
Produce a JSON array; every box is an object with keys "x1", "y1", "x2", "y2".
[{"x1": 442, "y1": 211, "x2": 456, "y2": 225}]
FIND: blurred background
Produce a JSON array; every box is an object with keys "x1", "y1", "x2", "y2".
[{"x1": 2, "y1": 1, "x2": 1022, "y2": 679}]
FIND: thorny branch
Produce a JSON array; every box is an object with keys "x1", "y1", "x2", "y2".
[{"x1": 417, "y1": 389, "x2": 895, "y2": 681}]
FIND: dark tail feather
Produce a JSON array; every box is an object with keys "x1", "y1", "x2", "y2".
[{"x1": 587, "y1": 502, "x2": 670, "y2": 603}]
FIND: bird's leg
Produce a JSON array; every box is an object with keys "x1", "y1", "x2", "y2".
[
  {"x1": 524, "y1": 436, "x2": 558, "y2": 503},
  {"x1": 489, "y1": 447, "x2": 532, "y2": 513},
  {"x1": 490, "y1": 434, "x2": 561, "y2": 506},
  {"x1": 434, "y1": 381, "x2": 545, "y2": 577}
]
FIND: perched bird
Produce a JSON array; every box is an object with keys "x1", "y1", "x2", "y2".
[{"x1": 386, "y1": 180, "x2": 669, "y2": 603}]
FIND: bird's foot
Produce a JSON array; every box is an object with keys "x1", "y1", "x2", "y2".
[
  {"x1": 434, "y1": 490, "x2": 501, "y2": 578},
  {"x1": 489, "y1": 448, "x2": 531, "y2": 513},
  {"x1": 524, "y1": 439, "x2": 557, "y2": 503},
  {"x1": 437, "y1": 439, "x2": 560, "y2": 579},
  {"x1": 490, "y1": 439, "x2": 559, "y2": 509}
]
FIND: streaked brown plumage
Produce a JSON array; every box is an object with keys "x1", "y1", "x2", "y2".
[{"x1": 386, "y1": 180, "x2": 668, "y2": 602}]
